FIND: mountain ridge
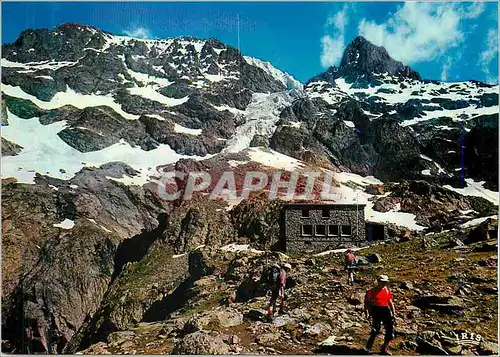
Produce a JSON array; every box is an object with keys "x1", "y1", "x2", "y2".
[
  {"x1": 2, "y1": 23, "x2": 498, "y2": 190},
  {"x1": 5, "y1": 23, "x2": 496, "y2": 87}
]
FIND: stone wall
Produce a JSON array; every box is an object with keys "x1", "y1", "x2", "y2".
[{"x1": 281, "y1": 204, "x2": 366, "y2": 253}]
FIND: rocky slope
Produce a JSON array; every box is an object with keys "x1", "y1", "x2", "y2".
[
  {"x1": 74, "y1": 223, "x2": 498, "y2": 355},
  {"x1": 1, "y1": 23, "x2": 498, "y2": 354}
]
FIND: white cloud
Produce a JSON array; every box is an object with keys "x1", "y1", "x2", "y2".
[
  {"x1": 479, "y1": 28, "x2": 498, "y2": 67},
  {"x1": 440, "y1": 57, "x2": 452, "y2": 81},
  {"x1": 320, "y1": 36, "x2": 345, "y2": 69},
  {"x1": 357, "y1": 3, "x2": 482, "y2": 65},
  {"x1": 320, "y1": 5, "x2": 349, "y2": 68},
  {"x1": 463, "y1": 2, "x2": 485, "y2": 19},
  {"x1": 479, "y1": 28, "x2": 498, "y2": 84},
  {"x1": 123, "y1": 26, "x2": 152, "y2": 39}
]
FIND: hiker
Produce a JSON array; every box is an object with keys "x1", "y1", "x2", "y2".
[
  {"x1": 267, "y1": 262, "x2": 292, "y2": 317},
  {"x1": 364, "y1": 275, "x2": 397, "y2": 355},
  {"x1": 344, "y1": 249, "x2": 357, "y2": 285}
]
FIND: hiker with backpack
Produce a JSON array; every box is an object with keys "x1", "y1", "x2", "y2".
[
  {"x1": 364, "y1": 275, "x2": 397, "y2": 355},
  {"x1": 344, "y1": 249, "x2": 357, "y2": 285},
  {"x1": 266, "y1": 262, "x2": 292, "y2": 317}
]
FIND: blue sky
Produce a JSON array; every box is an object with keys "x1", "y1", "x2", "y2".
[{"x1": 2, "y1": 2, "x2": 498, "y2": 83}]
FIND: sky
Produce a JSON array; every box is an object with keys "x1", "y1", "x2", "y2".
[{"x1": 2, "y1": 2, "x2": 498, "y2": 84}]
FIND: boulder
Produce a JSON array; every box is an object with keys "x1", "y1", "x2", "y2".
[
  {"x1": 413, "y1": 295, "x2": 465, "y2": 315},
  {"x1": 80, "y1": 342, "x2": 112, "y2": 355},
  {"x1": 373, "y1": 197, "x2": 400, "y2": 213},
  {"x1": 478, "y1": 341, "x2": 499, "y2": 355},
  {"x1": 289, "y1": 308, "x2": 312, "y2": 322},
  {"x1": 182, "y1": 316, "x2": 205, "y2": 335},
  {"x1": 256, "y1": 332, "x2": 280, "y2": 346},
  {"x1": 480, "y1": 286, "x2": 498, "y2": 295},
  {"x1": 478, "y1": 255, "x2": 497, "y2": 267},
  {"x1": 356, "y1": 256, "x2": 370, "y2": 266},
  {"x1": 472, "y1": 240, "x2": 497, "y2": 252},
  {"x1": 416, "y1": 330, "x2": 488, "y2": 355},
  {"x1": 244, "y1": 309, "x2": 270, "y2": 323},
  {"x1": 303, "y1": 322, "x2": 331, "y2": 338},
  {"x1": 236, "y1": 273, "x2": 266, "y2": 302},
  {"x1": 230, "y1": 335, "x2": 240, "y2": 345},
  {"x1": 107, "y1": 331, "x2": 136, "y2": 346},
  {"x1": 400, "y1": 281, "x2": 414, "y2": 290},
  {"x1": 172, "y1": 331, "x2": 230, "y2": 354},
  {"x1": 315, "y1": 340, "x2": 368, "y2": 355},
  {"x1": 212, "y1": 309, "x2": 244, "y2": 327},
  {"x1": 272, "y1": 314, "x2": 296, "y2": 327},
  {"x1": 415, "y1": 331, "x2": 451, "y2": 355},
  {"x1": 1, "y1": 137, "x2": 23, "y2": 156},
  {"x1": 365, "y1": 184, "x2": 385, "y2": 195},
  {"x1": 305, "y1": 258, "x2": 316, "y2": 266},
  {"x1": 394, "y1": 324, "x2": 418, "y2": 338},
  {"x1": 366, "y1": 253, "x2": 382, "y2": 263},
  {"x1": 347, "y1": 293, "x2": 364, "y2": 306},
  {"x1": 464, "y1": 219, "x2": 496, "y2": 245},
  {"x1": 249, "y1": 134, "x2": 269, "y2": 148}
]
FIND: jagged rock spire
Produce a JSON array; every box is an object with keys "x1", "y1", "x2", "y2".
[
  {"x1": 339, "y1": 36, "x2": 420, "y2": 80},
  {"x1": 309, "y1": 36, "x2": 421, "y2": 84}
]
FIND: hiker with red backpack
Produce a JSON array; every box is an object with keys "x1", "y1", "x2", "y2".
[
  {"x1": 344, "y1": 249, "x2": 357, "y2": 285},
  {"x1": 364, "y1": 275, "x2": 397, "y2": 355},
  {"x1": 266, "y1": 263, "x2": 292, "y2": 317}
]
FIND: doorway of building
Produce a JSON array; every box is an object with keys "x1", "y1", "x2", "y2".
[{"x1": 366, "y1": 223, "x2": 385, "y2": 241}]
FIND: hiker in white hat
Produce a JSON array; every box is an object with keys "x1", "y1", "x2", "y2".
[{"x1": 364, "y1": 275, "x2": 397, "y2": 355}]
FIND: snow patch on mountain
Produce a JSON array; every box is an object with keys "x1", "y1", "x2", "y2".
[
  {"x1": 213, "y1": 104, "x2": 246, "y2": 115},
  {"x1": 443, "y1": 179, "x2": 499, "y2": 205},
  {"x1": 329, "y1": 171, "x2": 425, "y2": 230},
  {"x1": 366, "y1": 203, "x2": 426, "y2": 231},
  {"x1": 334, "y1": 172, "x2": 383, "y2": 186},
  {"x1": 1, "y1": 58, "x2": 78, "y2": 70},
  {"x1": 1, "y1": 110, "x2": 210, "y2": 184},
  {"x1": 126, "y1": 66, "x2": 173, "y2": 87},
  {"x1": 53, "y1": 219, "x2": 75, "y2": 230},
  {"x1": 173, "y1": 124, "x2": 202, "y2": 136},
  {"x1": 460, "y1": 215, "x2": 498, "y2": 228},
  {"x1": 401, "y1": 105, "x2": 498, "y2": 127},
  {"x1": 128, "y1": 86, "x2": 189, "y2": 106},
  {"x1": 244, "y1": 56, "x2": 303, "y2": 90},
  {"x1": 101, "y1": 33, "x2": 176, "y2": 53},
  {"x1": 246, "y1": 147, "x2": 304, "y2": 171},
  {"x1": 224, "y1": 90, "x2": 300, "y2": 152},
  {"x1": 333, "y1": 76, "x2": 498, "y2": 106},
  {"x1": 2, "y1": 84, "x2": 139, "y2": 120}
]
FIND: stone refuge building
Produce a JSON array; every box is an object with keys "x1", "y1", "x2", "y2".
[{"x1": 279, "y1": 202, "x2": 386, "y2": 252}]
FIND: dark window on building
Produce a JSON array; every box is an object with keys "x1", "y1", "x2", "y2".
[
  {"x1": 328, "y1": 225, "x2": 339, "y2": 236},
  {"x1": 302, "y1": 209, "x2": 310, "y2": 217},
  {"x1": 341, "y1": 225, "x2": 352, "y2": 236},
  {"x1": 315, "y1": 225, "x2": 326, "y2": 236},
  {"x1": 302, "y1": 224, "x2": 313, "y2": 236},
  {"x1": 322, "y1": 209, "x2": 330, "y2": 218}
]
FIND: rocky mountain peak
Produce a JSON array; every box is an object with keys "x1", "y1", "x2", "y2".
[
  {"x1": 338, "y1": 35, "x2": 421, "y2": 80},
  {"x1": 55, "y1": 22, "x2": 102, "y2": 32}
]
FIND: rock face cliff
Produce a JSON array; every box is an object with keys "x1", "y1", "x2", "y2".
[
  {"x1": 1, "y1": 23, "x2": 498, "y2": 353},
  {"x1": 311, "y1": 36, "x2": 421, "y2": 84}
]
